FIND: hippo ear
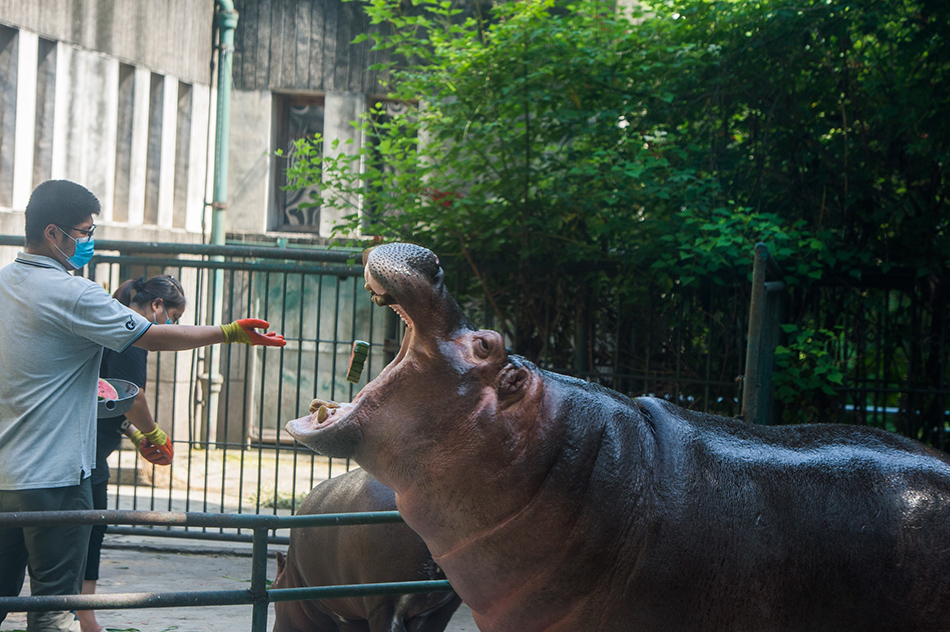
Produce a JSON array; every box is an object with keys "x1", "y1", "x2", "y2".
[{"x1": 499, "y1": 364, "x2": 530, "y2": 405}]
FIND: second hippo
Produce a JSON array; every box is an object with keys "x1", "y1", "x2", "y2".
[{"x1": 272, "y1": 467, "x2": 461, "y2": 632}]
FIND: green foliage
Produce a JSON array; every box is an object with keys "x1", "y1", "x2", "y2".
[
  {"x1": 283, "y1": 0, "x2": 949, "y2": 416},
  {"x1": 647, "y1": 0, "x2": 950, "y2": 272},
  {"x1": 773, "y1": 324, "x2": 847, "y2": 423},
  {"x1": 652, "y1": 206, "x2": 833, "y2": 289},
  {"x1": 291, "y1": 0, "x2": 721, "y2": 353}
]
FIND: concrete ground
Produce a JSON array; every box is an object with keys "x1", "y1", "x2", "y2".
[{"x1": 0, "y1": 533, "x2": 478, "y2": 632}]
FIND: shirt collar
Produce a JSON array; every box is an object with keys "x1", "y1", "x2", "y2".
[{"x1": 15, "y1": 251, "x2": 70, "y2": 273}]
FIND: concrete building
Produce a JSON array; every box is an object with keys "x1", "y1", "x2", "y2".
[
  {"x1": 0, "y1": 0, "x2": 213, "y2": 252},
  {"x1": 228, "y1": 0, "x2": 394, "y2": 241},
  {"x1": 0, "y1": 0, "x2": 397, "y2": 446},
  {"x1": 0, "y1": 0, "x2": 391, "y2": 254}
]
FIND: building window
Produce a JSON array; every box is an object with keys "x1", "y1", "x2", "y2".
[
  {"x1": 143, "y1": 72, "x2": 164, "y2": 225},
  {"x1": 112, "y1": 63, "x2": 135, "y2": 223},
  {"x1": 173, "y1": 81, "x2": 192, "y2": 229},
  {"x1": 33, "y1": 38, "x2": 56, "y2": 188},
  {"x1": 276, "y1": 95, "x2": 325, "y2": 232},
  {"x1": 0, "y1": 25, "x2": 18, "y2": 207}
]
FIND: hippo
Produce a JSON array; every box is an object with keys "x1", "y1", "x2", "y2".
[
  {"x1": 272, "y1": 467, "x2": 461, "y2": 632},
  {"x1": 287, "y1": 242, "x2": 950, "y2": 632}
]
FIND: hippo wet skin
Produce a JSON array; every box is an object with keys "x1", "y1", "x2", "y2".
[
  {"x1": 272, "y1": 467, "x2": 461, "y2": 632},
  {"x1": 287, "y1": 243, "x2": 950, "y2": 632}
]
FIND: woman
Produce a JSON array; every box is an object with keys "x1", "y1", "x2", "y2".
[{"x1": 77, "y1": 274, "x2": 186, "y2": 632}]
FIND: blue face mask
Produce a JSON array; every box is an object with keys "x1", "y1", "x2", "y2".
[
  {"x1": 153, "y1": 302, "x2": 178, "y2": 325},
  {"x1": 55, "y1": 227, "x2": 96, "y2": 270}
]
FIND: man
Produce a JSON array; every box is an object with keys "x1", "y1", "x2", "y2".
[{"x1": 0, "y1": 180, "x2": 286, "y2": 632}]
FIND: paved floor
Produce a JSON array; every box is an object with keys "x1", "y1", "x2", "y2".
[{"x1": 0, "y1": 534, "x2": 478, "y2": 632}]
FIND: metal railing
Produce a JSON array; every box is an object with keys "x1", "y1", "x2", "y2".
[
  {"x1": 1, "y1": 237, "x2": 400, "y2": 539},
  {"x1": 2, "y1": 234, "x2": 946, "y2": 533},
  {"x1": 0, "y1": 509, "x2": 453, "y2": 632}
]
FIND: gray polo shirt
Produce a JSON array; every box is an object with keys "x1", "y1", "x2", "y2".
[{"x1": 0, "y1": 252, "x2": 151, "y2": 490}]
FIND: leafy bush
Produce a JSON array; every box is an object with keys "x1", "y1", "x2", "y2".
[
  {"x1": 283, "y1": 0, "x2": 948, "y2": 422},
  {"x1": 773, "y1": 325, "x2": 847, "y2": 423}
]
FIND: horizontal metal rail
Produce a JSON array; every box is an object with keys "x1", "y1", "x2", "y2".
[
  {"x1": 0, "y1": 235, "x2": 363, "y2": 264},
  {"x1": 87, "y1": 254, "x2": 363, "y2": 277},
  {"x1": 0, "y1": 509, "x2": 453, "y2": 632},
  {"x1": 104, "y1": 524, "x2": 292, "y2": 546},
  {"x1": 0, "y1": 509, "x2": 404, "y2": 529},
  {"x1": 0, "y1": 580, "x2": 456, "y2": 611}
]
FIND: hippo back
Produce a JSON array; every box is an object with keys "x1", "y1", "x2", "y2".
[
  {"x1": 621, "y1": 397, "x2": 950, "y2": 632},
  {"x1": 273, "y1": 468, "x2": 460, "y2": 632}
]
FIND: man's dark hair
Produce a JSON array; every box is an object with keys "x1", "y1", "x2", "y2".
[{"x1": 24, "y1": 180, "x2": 101, "y2": 246}]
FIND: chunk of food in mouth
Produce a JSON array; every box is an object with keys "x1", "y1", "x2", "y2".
[{"x1": 346, "y1": 340, "x2": 370, "y2": 384}]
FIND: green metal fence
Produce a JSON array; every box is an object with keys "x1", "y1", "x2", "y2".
[
  {"x1": 85, "y1": 240, "x2": 403, "y2": 542},
  {"x1": 0, "y1": 509, "x2": 453, "y2": 632},
  {"x1": 1, "y1": 234, "x2": 946, "y2": 546},
  {"x1": 0, "y1": 236, "x2": 401, "y2": 543}
]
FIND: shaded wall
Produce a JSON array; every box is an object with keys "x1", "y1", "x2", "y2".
[
  {"x1": 231, "y1": 0, "x2": 388, "y2": 94},
  {"x1": 0, "y1": 0, "x2": 212, "y2": 84}
]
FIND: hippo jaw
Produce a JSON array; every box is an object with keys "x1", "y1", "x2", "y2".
[{"x1": 285, "y1": 243, "x2": 474, "y2": 460}]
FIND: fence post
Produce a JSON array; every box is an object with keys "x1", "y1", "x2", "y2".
[
  {"x1": 742, "y1": 242, "x2": 771, "y2": 423},
  {"x1": 250, "y1": 527, "x2": 270, "y2": 632}
]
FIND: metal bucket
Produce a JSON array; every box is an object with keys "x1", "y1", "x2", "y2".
[{"x1": 97, "y1": 378, "x2": 139, "y2": 419}]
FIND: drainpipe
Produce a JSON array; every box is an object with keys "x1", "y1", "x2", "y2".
[
  {"x1": 202, "y1": 0, "x2": 238, "y2": 447},
  {"x1": 212, "y1": 0, "x2": 237, "y2": 250}
]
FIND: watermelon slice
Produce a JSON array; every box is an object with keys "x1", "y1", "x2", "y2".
[{"x1": 98, "y1": 378, "x2": 119, "y2": 401}]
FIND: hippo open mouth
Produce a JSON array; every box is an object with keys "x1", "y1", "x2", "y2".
[{"x1": 285, "y1": 243, "x2": 472, "y2": 457}]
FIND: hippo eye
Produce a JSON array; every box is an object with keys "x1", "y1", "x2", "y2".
[{"x1": 474, "y1": 336, "x2": 491, "y2": 359}]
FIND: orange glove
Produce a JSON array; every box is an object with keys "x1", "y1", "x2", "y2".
[
  {"x1": 220, "y1": 319, "x2": 287, "y2": 347},
  {"x1": 130, "y1": 427, "x2": 174, "y2": 466}
]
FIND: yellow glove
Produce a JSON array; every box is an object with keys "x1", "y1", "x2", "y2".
[
  {"x1": 130, "y1": 427, "x2": 174, "y2": 465},
  {"x1": 220, "y1": 319, "x2": 286, "y2": 347}
]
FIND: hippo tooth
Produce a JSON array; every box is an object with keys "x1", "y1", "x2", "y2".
[
  {"x1": 371, "y1": 293, "x2": 396, "y2": 307},
  {"x1": 309, "y1": 398, "x2": 341, "y2": 414},
  {"x1": 393, "y1": 305, "x2": 412, "y2": 329},
  {"x1": 317, "y1": 406, "x2": 329, "y2": 423}
]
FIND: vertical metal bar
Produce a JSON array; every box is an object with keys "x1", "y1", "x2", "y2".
[
  {"x1": 291, "y1": 271, "x2": 307, "y2": 513},
  {"x1": 270, "y1": 271, "x2": 290, "y2": 514},
  {"x1": 616, "y1": 300, "x2": 622, "y2": 394},
  {"x1": 238, "y1": 266, "x2": 253, "y2": 522},
  {"x1": 939, "y1": 291, "x2": 949, "y2": 450},
  {"x1": 219, "y1": 267, "x2": 238, "y2": 524},
  {"x1": 134, "y1": 263, "x2": 155, "y2": 512},
  {"x1": 641, "y1": 292, "x2": 656, "y2": 394},
  {"x1": 880, "y1": 288, "x2": 887, "y2": 428},
  {"x1": 331, "y1": 277, "x2": 342, "y2": 404},
  {"x1": 674, "y1": 298, "x2": 683, "y2": 405},
  {"x1": 249, "y1": 527, "x2": 269, "y2": 632},
  {"x1": 704, "y1": 284, "x2": 713, "y2": 412},
  {"x1": 314, "y1": 275, "x2": 333, "y2": 481},
  {"x1": 742, "y1": 243, "x2": 769, "y2": 424},
  {"x1": 254, "y1": 271, "x2": 267, "y2": 515},
  {"x1": 573, "y1": 278, "x2": 589, "y2": 376},
  {"x1": 166, "y1": 263, "x2": 185, "y2": 511},
  {"x1": 859, "y1": 288, "x2": 870, "y2": 426}
]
